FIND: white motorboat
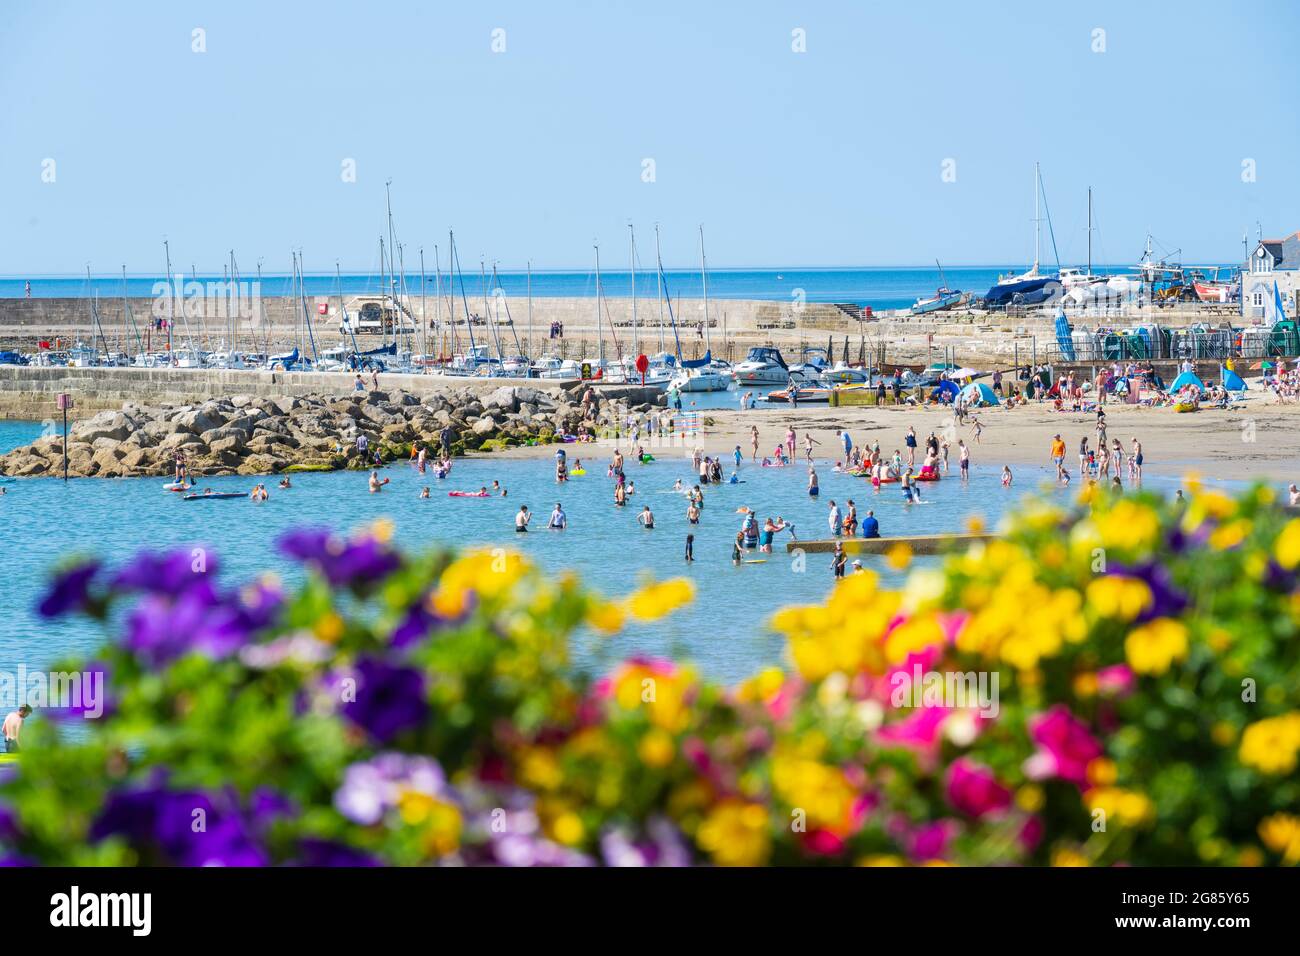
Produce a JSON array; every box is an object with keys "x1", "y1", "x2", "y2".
[
  {"x1": 668, "y1": 362, "x2": 732, "y2": 392},
  {"x1": 733, "y1": 346, "x2": 790, "y2": 385}
]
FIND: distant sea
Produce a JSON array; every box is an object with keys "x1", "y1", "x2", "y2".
[{"x1": 0, "y1": 266, "x2": 1131, "y2": 311}]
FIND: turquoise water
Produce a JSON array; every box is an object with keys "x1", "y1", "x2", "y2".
[
  {"x1": 0, "y1": 420, "x2": 1031, "y2": 683},
  {"x1": 1, "y1": 265, "x2": 1107, "y2": 310},
  {"x1": 0, "y1": 419, "x2": 1194, "y2": 684}
]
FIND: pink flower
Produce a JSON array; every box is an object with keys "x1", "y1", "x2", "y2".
[
  {"x1": 908, "y1": 819, "x2": 958, "y2": 862},
  {"x1": 802, "y1": 828, "x2": 847, "y2": 857},
  {"x1": 1018, "y1": 815, "x2": 1044, "y2": 852},
  {"x1": 1096, "y1": 664, "x2": 1135, "y2": 698},
  {"x1": 946, "y1": 758, "x2": 1012, "y2": 819},
  {"x1": 1025, "y1": 705, "x2": 1102, "y2": 787},
  {"x1": 877, "y1": 706, "x2": 950, "y2": 753}
]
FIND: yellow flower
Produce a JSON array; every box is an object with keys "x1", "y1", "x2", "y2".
[
  {"x1": 550, "y1": 811, "x2": 585, "y2": 847},
  {"x1": 396, "y1": 791, "x2": 462, "y2": 857},
  {"x1": 1258, "y1": 813, "x2": 1300, "y2": 864},
  {"x1": 313, "y1": 611, "x2": 344, "y2": 642},
  {"x1": 1208, "y1": 519, "x2": 1251, "y2": 551},
  {"x1": 1086, "y1": 787, "x2": 1154, "y2": 827},
  {"x1": 585, "y1": 599, "x2": 626, "y2": 634},
  {"x1": 737, "y1": 667, "x2": 784, "y2": 704},
  {"x1": 857, "y1": 854, "x2": 906, "y2": 866},
  {"x1": 1086, "y1": 758, "x2": 1118, "y2": 787},
  {"x1": 697, "y1": 800, "x2": 771, "y2": 866},
  {"x1": 1239, "y1": 713, "x2": 1300, "y2": 774},
  {"x1": 1086, "y1": 576, "x2": 1153, "y2": 622},
  {"x1": 519, "y1": 747, "x2": 564, "y2": 791},
  {"x1": 1051, "y1": 847, "x2": 1090, "y2": 867},
  {"x1": 432, "y1": 549, "x2": 529, "y2": 615},
  {"x1": 1275, "y1": 519, "x2": 1300, "y2": 570},
  {"x1": 369, "y1": 517, "x2": 395, "y2": 543},
  {"x1": 637, "y1": 728, "x2": 676, "y2": 768},
  {"x1": 610, "y1": 661, "x2": 695, "y2": 732},
  {"x1": 885, "y1": 542, "x2": 912, "y2": 570},
  {"x1": 1016, "y1": 785, "x2": 1044, "y2": 813},
  {"x1": 1124, "y1": 618, "x2": 1188, "y2": 675},
  {"x1": 1094, "y1": 500, "x2": 1160, "y2": 552},
  {"x1": 625, "y1": 578, "x2": 695, "y2": 621},
  {"x1": 771, "y1": 754, "x2": 858, "y2": 834}
]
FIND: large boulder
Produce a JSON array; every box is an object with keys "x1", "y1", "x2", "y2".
[
  {"x1": 471, "y1": 417, "x2": 498, "y2": 437},
  {"x1": 175, "y1": 407, "x2": 227, "y2": 435},
  {"x1": 73, "y1": 411, "x2": 133, "y2": 444}
]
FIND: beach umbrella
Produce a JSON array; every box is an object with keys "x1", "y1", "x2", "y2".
[
  {"x1": 1169, "y1": 370, "x2": 1205, "y2": 393},
  {"x1": 951, "y1": 367, "x2": 978, "y2": 379},
  {"x1": 959, "y1": 382, "x2": 1000, "y2": 406},
  {"x1": 934, "y1": 379, "x2": 960, "y2": 401}
]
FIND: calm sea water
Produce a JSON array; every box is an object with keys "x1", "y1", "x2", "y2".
[
  {"x1": 0, "y1": 266, "x2": 1102, "y2": 310},
  {"x1": 1, "y1": 419, "x2": 1205, "y2": 684}
]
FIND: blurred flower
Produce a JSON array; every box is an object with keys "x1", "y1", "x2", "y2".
[
  {"x1": 600, "y1": 816, "x2": 690, "y2": 867},
  {"x1": 1239, "y1": 713, "x2": 1300, "y2": 775},
  {"x1": 625, "y1": 578, "x2": 695, "y2": 621},
  {"x1": 279, "y1": 528, "x2": 400, "y2": 591},
  {"x1": 1258, "y1": 813, "x2": 1300, "y2": 864},
  {"x1": 1025, "y1": 705, "x2": 1102, "y2": 787},
  {"x1": 1124, "y1": 618, "x2": 1189, "y2": 676},
  {"x1": 696, "y1": 800, "x2": 770, "y2": 867},
  {"x1": 946, "y1": 758, "x2": 1012, "y2": 819},
  {"x1": 340, "y1": 658, "x2": 429, "y2": 745},
  {"x1": 36, "y1": 559, "x2": 100, "y2": 618}
]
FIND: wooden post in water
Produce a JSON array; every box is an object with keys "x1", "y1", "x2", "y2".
[{"x1": 57, "y1": 392, "x2": 73, "y2": 481}]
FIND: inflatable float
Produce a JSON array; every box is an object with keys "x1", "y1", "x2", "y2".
[
  {"x1": 448, "y1": 491, "x2": 489, "y2": 498},
  {"x1": 569, "y1": 468, "x2": 586, "y2": 476},
  {"x1": 915, "y1": 473, "x2": 941, "y2": 482},
  {"x1": 163, "y1": 481, "x2": 191, "y2": 492},
  {"x1": 1174, "y1": 401, "x2": 1199, "y2": 413}
]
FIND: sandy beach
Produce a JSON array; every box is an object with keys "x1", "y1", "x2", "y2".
[{"x1": 490, "y1": 382, "x2": 1299, "y2": 485}]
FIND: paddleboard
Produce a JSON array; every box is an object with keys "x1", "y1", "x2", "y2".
[{"x1": 182, "y1": 492, "x2": 246, "y2": 501}]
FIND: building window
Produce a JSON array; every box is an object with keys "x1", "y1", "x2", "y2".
[{"x1": 1254, "y1": 292, "x2": 1264, "y2": 307}]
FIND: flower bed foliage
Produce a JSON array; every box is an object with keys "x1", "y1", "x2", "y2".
[{"x1": 6, "y1": 481, "x2": 1300, "y2": 866}]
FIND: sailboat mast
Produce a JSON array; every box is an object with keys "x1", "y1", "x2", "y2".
[
  {"x1": 594, "y1": 243, "x2": 604, "y2": 365},
  {"x1": 699, "y1": 225, "x2": 712, "y2": 354},
  {"x1": 419, "y1": 248, "x2": 427, "y2": 360},
  {"x1": 1033, "y1": 162, "x2": 1041, "y2": 273},
  {"x1": 1087, "y1": 187, "x2": 1093, "y2": 277},
  {"x1": 629, "y1": 224, "x2": 638, "y2": 358},
  {"x1": 526, "y1": 260, "x2": 533, "y2": 366},
  {"x1": 451, "y1": 231, "x2": 478, "y2": 358},
  {"x1": 654, "y1": 224, "x2": 665, "y2": 353},
  {"x1": 163, "y1": 240, "x2": 175, "y2": 355}
]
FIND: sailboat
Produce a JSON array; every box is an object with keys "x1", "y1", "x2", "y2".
[
  {"x1": 982, "y1": 163, "x2": 1062, "y2": 308},
  {"x1": 668, "y1": 226, "x2": 731, "y2": 392},
  {"x1": 910, "y1": 259, "x2": 965, "y2": 315}
]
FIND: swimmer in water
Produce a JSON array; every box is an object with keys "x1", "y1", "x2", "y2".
[
  {"x1": 1001, "y1": 466, "x2": 1013, "y2": 487},
  {"x1": 369, "y1": 470, "x2": 389, "y2": 493},
  {"x1": 672, "y1": 478, "x2": 684, "y2": 493},
  {"x1": 637, "y1": 505, "x2": 655, "y2": 529},
  {"x1": 279, "y1": 476, "x2": 292, "y2": 489},
  {"x1": 515, "y1": 504, "x2": 531, "y2": 532},
  {"x1": 420, "y1": 487, "x2": 430, "y2": 499},
  {"x1": 684, "y1": 533, "x2": 695, "y2": 562},
  {"x1": 548, "y1": 502, "x2": 567, "y2": 529},
  {"x1": 626, "y1": 480, "x2": 635, "y2": 496}
]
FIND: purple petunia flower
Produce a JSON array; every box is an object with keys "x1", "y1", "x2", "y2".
[
  {"x1": 278, "y1": 528, "x2": 401, "y2": 591},
  {"x1": 122, "y1": 578, "x2": 282, "y2": 667},
  {"x1": 334, "y1": 753, "x2": 449, "y2": 825},
  {"x1": 91, "y1": 782, "x2": 272, "y2": 866},
  {"x1": 340, "y1": 658, "x2": 429, "y2": 745},
  {"x1": 36, "y1": 559, "x2": 101, "y2": 618},
  {"x1": 112, "y1": 549, "x2": 219, "y2": 596},
  {"x1": 295, "y1": 838, "x2": 381, "y2": 867},
  {"x1": 1110, "y1": 562, "x2": 1188, "y2": 623},
  {"x1": 600, "y1": 816, "x2": 691, "y2": 867}
]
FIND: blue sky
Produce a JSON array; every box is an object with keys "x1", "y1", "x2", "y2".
[{"x1": 2, "y1": 0, "x2": 1296, "y2": 273}]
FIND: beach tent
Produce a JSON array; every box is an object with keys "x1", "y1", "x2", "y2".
[
  {"x1": 933, "y1": 379, "x2": 960, "y2": 402},
  {"x1": 1169, "y1": 370, "x2": 1204, "y2": 393},
  {"x1": 960, "y1": 382, "x2": 1000, "y2": 406},
  {"x1": 1220, "y1": 366, "x2": 1247, "y2": 392}
]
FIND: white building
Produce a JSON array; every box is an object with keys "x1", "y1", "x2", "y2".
[{"x1": 1242, "y1": 231, "x2": 1300, "y2": 323}]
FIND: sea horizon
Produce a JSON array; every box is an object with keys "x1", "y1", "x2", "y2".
[{"x1": 0, "y1": 262, "x2": 1233, "y2": 310}]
